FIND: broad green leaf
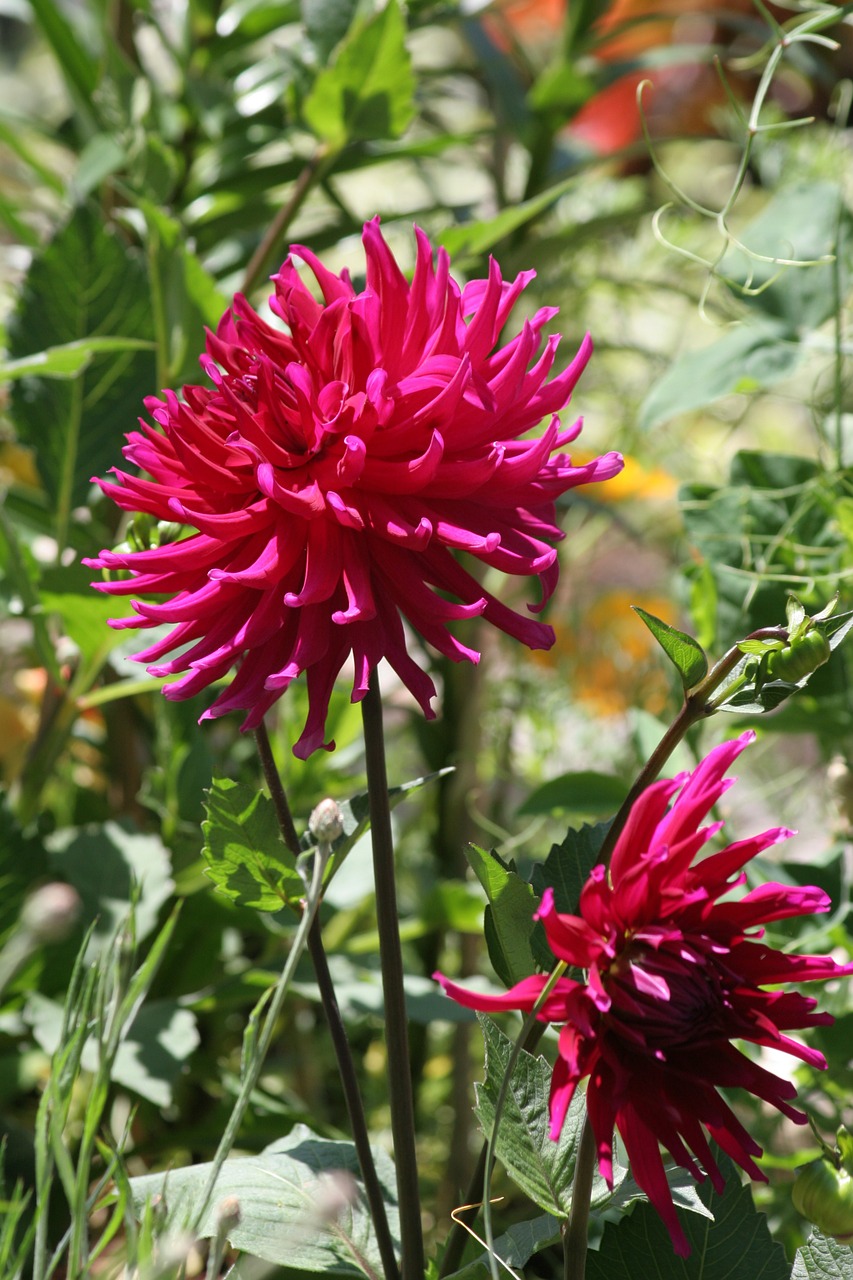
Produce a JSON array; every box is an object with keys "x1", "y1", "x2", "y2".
[
  {"x1": 203, "y1": 779, "x2": 302, "y2": 911},
  {"x1": 39, "y1": 565, "x2": 135, "y2": 665},
  {"x1": 473, "y1": 1016, "x2": 620, "y2": 1218},
  {"x1": 0, "y1": 796, "x2": 51, "y2": 942},
  {"x1": 639, "y1": 319, "x2": 798, "y2": 430},
  {"x1": 792, "y1": 1230, "x2": 853, "y2": 1279},
  {"x1": 25, "y1": 994, "x2": 199, "y2": 1107},
  {"x1": 466, "y1": 846, "x2": 537, "y2": 987},
  {"x1": 129, "y1": 1123, "x2": 400, "y2": 1275},
  {"x1": 302, "y1": 0, "x2": 360, "y2": 61},
  {"x1": 292, "y1": 953, "x2": 476, "y2": 1024},
  {"x1": 632, "y1": 607, "x2": 708, "y2": 689},
  {"x1": 28, "y1": 0, "x2": 100, "y2": 125},
  {"x1": 0, "y1": 336, "x2": 155, "y2": 382},
  {"x1": 303, "y1": 2, "x2": 415, "y2": 148},
  {"x1": 47, "y1": 821, "x2": 174, "y2": 945},
  {"x1": 518, "y1": 771, "x2": 628, "y2": 819},
  {"x1": 6, "y1": 206, "x2": 156, "y2": 544},
  {"x1": 439, "y1": 174, "x2": 577, "y2": 260},
  {"x1": 586, "y1": 1150, "x2": 789, "y2": 1280},
  {"x1": 445, "y1": 1213, "x2": 561, "y2": 1280}
]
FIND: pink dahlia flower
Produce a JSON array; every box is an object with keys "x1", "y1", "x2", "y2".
[
  {"x1": 436, "y1": 731, "x2": 853, "y2": 1255},
  {"x1": 85, "y1": 219, "x2": 621, "y2": 757}
]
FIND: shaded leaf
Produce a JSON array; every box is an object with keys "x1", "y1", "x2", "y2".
[
  {"x1": 466, "y1": 846, "x2": 537, "y2": 987},
  {"x1": 129, "y1": 1123, "x2": 400, "y2": 1275},
  {"x1": 586, "y1": 1150, "x2": 789, "y2": 1280},
  {"x1": 518, "y1": 772, "x2": 628, "y2": 819},
  {"x1": 0, "y1": 336, "x2": 155, "y2": 382},
  {"x1": 640, "y1": 319, "x2": 798, "y2": 430}
]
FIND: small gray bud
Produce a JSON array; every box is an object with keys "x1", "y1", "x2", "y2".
[
  {"x1": 20, "y1": 883, "x2": 81, "y2": 943},
  {"x1": 309, "y1": 798, "x2": 344, "y2": 844}
]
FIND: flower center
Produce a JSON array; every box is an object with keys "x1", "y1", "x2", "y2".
[{"x1": 606, "y1": 939, "x2": 724, "y2": 1052}]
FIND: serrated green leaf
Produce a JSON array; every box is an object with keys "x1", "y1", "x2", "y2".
[
  {"x1": 792, "y1": 1230, "x2": 853, "y2": 1279},
  {"x1": 129, "y1": 1123, "x2": 400, "y2": 1274},
  {"x1": 529, "y1": 823, "x2": 608, "y2": 970},
  {"x1": 586, "y1": 1149, "x2": 789, "y2": 1280},
  {"x1": 518, "y1": 772, "x2": 627, "y2": 819},
  {"x1": 473, "y1": 1016, "x2": 619, "y2": 1218},
  {"x1": 632, "y1": 607, "x2": 708, "y2": 689},
  {"x1": 302, "y1": 0, "x2": 359, "y2": 61},
  {"x1": 445, "y1": 1213, "x2": 562, "y2": 1280},
  {"x1": 203, "y1": 779, "x2": 302, "y2": 911},
  {"x1": 466, "y1": 846, "x2": 537, "y2": 987},
  {"x1": 303, "y1": 1, "x2": 415, "y2": 148}
]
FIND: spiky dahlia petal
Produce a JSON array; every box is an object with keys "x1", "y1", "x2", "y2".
[
  {"x1": 86, "y1": 220, "x2": 620, "y2": 752},
  {"x1": 435, "y1": 734, "x2": 853, "y2": 1256}
]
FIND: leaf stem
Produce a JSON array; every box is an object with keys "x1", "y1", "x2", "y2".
[
  {"x1": 562, "y1": 1115, "x2": 596, "y2": 1280},
  {"x1": 241, "y1": 146, "x2": 333, "y2": 297},
  {"x1": 362, "y1": 671, "x2": 425, "y2": 1280},
  {"x1": 254, "y1": 718, "x2": 400, "y2": 1280}
]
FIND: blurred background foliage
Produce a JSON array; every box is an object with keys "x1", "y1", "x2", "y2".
[{"x1": 1, "y1": 0, "x2": 853, "y2": 1274}]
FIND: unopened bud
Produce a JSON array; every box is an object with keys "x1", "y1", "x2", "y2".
[
  {"x1": 309, "y1": 798, "x2": 344, "y2": 845},
  {"x1": 792, "y1": 1155, "x2": 853, "y2": 1242},
  {"x1": 312, "y1": 1170, "x2": 358, "y2": 1224},
  {"x1": 20, "y1": 883, "x2": 81, "y2": 943},
  {"x1": 217, "y1": 1195, "x2": 241, "y2": 1231}
]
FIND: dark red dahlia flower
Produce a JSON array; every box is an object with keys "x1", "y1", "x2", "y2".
[
  {"x1": 85, "y1": 219, "x2": 621, "y2": 757},
  {"x1": 436, "y1": 731, "x2": 853, "y2": 1255}
]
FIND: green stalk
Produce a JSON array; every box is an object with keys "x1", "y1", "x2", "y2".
[
  {"x1": 562, "y1": 1117, "x2": 596, "y2": 1280},
  {"x1": 361, "y1": 672, "x2": 424, "y2": 1280},
  {"x1": 241, "y1": 146, "x2": 334, "y2": 297}
]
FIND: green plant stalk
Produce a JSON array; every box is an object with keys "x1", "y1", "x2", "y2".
[
  {"x1": 194, "y1": 834, "x2": 331, "y2": 1224},
  {"x1": 482, "y1": 966, "x2": 566, "y2": 1280},
  {"x1": 362, "y1": 672, "x2": 424, "y2": 1280},
  {"x1": 241, "y1": 146, "x2": 335, "y2": 297},
  {"x1": 562, "y1": 1116, "x2": 596, "y2": 1280},
  {"x1": 254, "y1": 719, "x2": 401, "y2": 1280}
]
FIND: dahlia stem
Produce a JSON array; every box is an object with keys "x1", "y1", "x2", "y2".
[
  {"x1": 241, "y1": 145, "x2": 333, "y2": 297},
  {"x1": 254, "y1": 720, "x2": 401, "y2": 1280},
  {"x1": 362, "y1": 671, "x2": 425, "y2": 1280},
  {"x1": 563, "y1": 1114, "x2": 596, "y2": 1280}
]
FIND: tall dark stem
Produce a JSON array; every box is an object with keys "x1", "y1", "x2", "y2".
[
  {"x1": 362, "y1": 671, "x2": 425, "y2": 1280},
  {"x1": 254, "y1": 718, "x2": 400, "y2": 1279},
  {"x1": 563, "y1": 1116, "x2": 596, "y2": 1280},
  {"x1": 241, "y1": 147, "x2": 331, "y2": 297}
]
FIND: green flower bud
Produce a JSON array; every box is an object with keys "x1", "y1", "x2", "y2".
[
  {"x1": 766, "y1": 628, "x2": 831, "y2": 683},
  {"x1": 792, "y1": 1156, "x2": 853, "y2": 1242}
]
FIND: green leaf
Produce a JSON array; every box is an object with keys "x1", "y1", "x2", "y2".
[
  {"x1": 445, "y1": 1213, "x2": 562, "y2": 1280},
  {"x1": 792, "y1": 1230, "x2": 853, "y2": 1279},
  {"x1": 47, "y1": 821, "x2": 174, "y2": 945},
  {"x1": 439, "y1": 174, "x2": 577, "y2": 260},
  {"x1": 530, "y1": 822, "x2": 609, "y2": 916},
  {"x1": 6, "y1": 206, "x2": 156, "y2": 543},
  {"x1": 473, "y1": 1016, "x2": 620, "y2": 1218},
  {"x1": 639, "y1": 319, "x2": 798, "y2": 430},
  {"x1": 139, "y1": 202, "x2": 228, "y2": 385},
  {"x1": 466, "y1": 846, "x2": 537, "y2": 987},
  {"x1": 27, "y1": 0, "x2": 100, "y2": 125},
  {"x1": 203, "y1": 779, "x2": 303, "y2": 911},
  {"x1": 518, "y1": 771, "x2": 628, "y2": 819},
  {"x1": 529, "y1": 823, "x2": 608, "y2": 970},
  {"x1": 586, "y1": 1149, "x2": 789, "y2": 1280},
  {"x1": 0, "y1": 336, "x2": 155, "y2": 382},
  {"x1": 632, "y1": 607, "x2": 708, "y2": 689},
  {"x1": 302, "y1": 0, "x2": 360, "y2": 61},
  {"x1": 39, "y1": 565, "x2": 135, "y2": 665},
  {"x1": 25, "y1": 995, "x2": 199, "y2": 1107},
  {"x1": 129, "y1": 1123, "x2": 400, "y2": 1274},
  {"x1": 303, "y1": 1, "x2": 415, "y2": 148}
]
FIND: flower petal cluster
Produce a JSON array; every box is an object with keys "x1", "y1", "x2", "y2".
[
  {"x1": 85, "y1": 220, "x2": 621, "y2": 757},
  {"x1": 436, "y1": 731, "x2": 853, "y2": 1255}
]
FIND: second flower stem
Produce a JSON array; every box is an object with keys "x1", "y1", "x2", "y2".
[
  {"x1": 563, "y1": 1115, "x2": 596, "y2": 1280},
  {"x1": 362, "y1": 671, "x2": 425, "y2": 1280}
]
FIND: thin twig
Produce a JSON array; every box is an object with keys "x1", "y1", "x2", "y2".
[{"x1": 241, "y1": 146, "x2": 332, "y2": 297}]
